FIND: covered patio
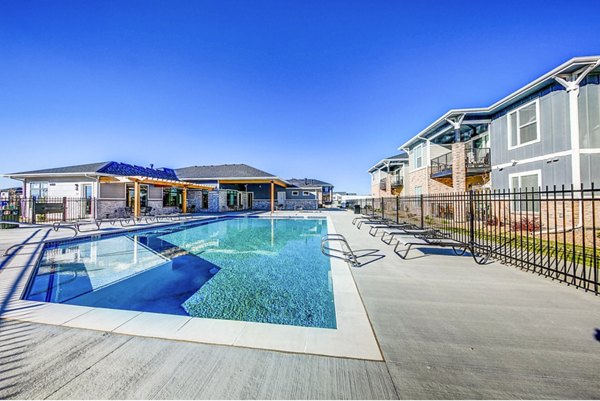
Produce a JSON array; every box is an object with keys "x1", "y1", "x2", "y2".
[{"x1": 98, "y1": 176, "x2": 213, "y2": 217}]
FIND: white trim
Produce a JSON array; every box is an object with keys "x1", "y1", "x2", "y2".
[
  {"x1": 291, "y1": 191, "x2": 299, "y2": 196},
  {"x1": 508, "y1": 169, "x2": 542, "y2": 212},
  {"x1": 508, "y1": 169, "x2": 542, "y2": 186},
  {"x1": 492, "y1": 149, "x2": 572, "y2": 170},
  {"x1": 411, "y1": 143, "x2": 424, "y2": 170},
  {"x1": 507, "y1": 99, "x2": 541, "y2": 150},
  {"x1": 579, "y1": 148, "x2": 600, "y2": 154}
]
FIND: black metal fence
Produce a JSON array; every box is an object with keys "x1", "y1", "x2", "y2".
[
  {"x1": 350, "y1": 185, "x2": 600, "y2": 295},
  {"x1": 0, "y1": 197, "x2": 96, "y2": 226}
]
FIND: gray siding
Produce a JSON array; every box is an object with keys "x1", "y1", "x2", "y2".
[
  {"x1": 491, "y1": 89, "x2": 571, "y2": 168},
  {"x1": 491, "y1": 155, "x2": 572, "y2": 190},
  {"x1": 580, "y1": 153, "x2": 600, "y2": 186},
  {"x1": 285, "y1": 188, "x2": 317, "y2": 200},
  {"x1": 579, "y1": 80, "x2": 600, "y2": 148}
]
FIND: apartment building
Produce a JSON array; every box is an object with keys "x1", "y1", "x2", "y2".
[
  {"x1": 387, "y1": 56, "x2": 600, "y2": 195},
  {"x1": 368, "y1": 153, "x2": 409, "y2": 197}
]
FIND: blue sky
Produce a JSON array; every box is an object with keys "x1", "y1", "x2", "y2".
[{"x1": 1, "y1": 0, "x2": 600, "y2": 194}]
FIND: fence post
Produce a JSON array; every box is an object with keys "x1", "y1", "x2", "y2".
[
  {"x1": 31, "y1": 196, "x2": 36, "y2": 224},
  {"x1": 468, "y1": 190, "x2": 475, "y2": 245},
  {"x1": 396, "y1": 196, "x2": 399, "y2": 223},
  {"x1": 419, "y1": 194, "x2": 424, "y2": 228},
  {"x1": 371, "y1": 197, "x2": 375, "y2": 216},
  {"x1": 381, "y1": 197, "x2": 384, "y2": 219},
  {"x1": 62, "y1": 197, "x2": 67, "y2": 222}
]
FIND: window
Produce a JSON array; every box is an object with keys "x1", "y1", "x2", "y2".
[
  {"x1": 510, "y1": 171, "x2": 541, "y2": 212},
  {"x1": 412, "y1": 144, "x2": 423, "y2": 169},
  {"x1": 163, "y1": 188, "x2": 182, "y2": 207},
  {"x1": 508, "y1": 100, "x2": 539, "y2": 148},
  {"x1": 30, "y1": 182, "x2": 48, "y2": 198},
  {"x1": 303, "y1": 191, "x2": 311, "y2": 196},
  {"x1": 126, "y1": 184, "x2": 148, "y2": 208},
  {"x1": 291, "y1": 191, "x2": 299, "y2": 196},
  {"x1": 226, "y1": 190, "x2": 238, "y2": 208},
  {"x1": 414, "y1": 186, "x2": 422, "y2": 196}
]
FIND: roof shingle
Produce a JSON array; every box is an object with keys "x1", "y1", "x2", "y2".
[{"x1": 176, "y1": 164, "x2": 277, "y2": 179}]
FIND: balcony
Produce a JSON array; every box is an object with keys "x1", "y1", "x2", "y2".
[
  {"x1": 430, "y1": 147, "x2": 491, "y2": 185},
  {"x1": 390, "y1": 175, "x2": 403, "y2": 188},
  {"x1": 430, "y1": 153, "x2": 453, "y2": 179},
  {"x1": 466, "y1": 147, "x2": 491, "y2": 175}
]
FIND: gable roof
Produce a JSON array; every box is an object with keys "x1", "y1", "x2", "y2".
[
  {"x1": 286, "y1": 178, "x2": 333, "y2": 188},
  {"x1": 175, "y1": 164, "x2": 277, "y2": 180},
  {"x1": 5, "y1": 161, "x2": 178, "y2": 181},
  {"x1": 7, "y1": 162, "x2": 112, "y2": 176},
  {"x1": 368, "y1": 152, "x2": 409, "y2": 173}
]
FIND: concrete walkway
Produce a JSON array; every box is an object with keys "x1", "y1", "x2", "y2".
[{"x1": 1, "y1": 211, "x2": 599, "y2": 399}]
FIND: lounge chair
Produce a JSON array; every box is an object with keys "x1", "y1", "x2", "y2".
[
  {"x1": 392, "y1": 231, "x2": 490, "y2": 264},
  {"x1": 379, "y1": 226, "x2": 448, "y2": 245},
  {"x1": 356, "y1": 217, "x2": 394, "y2": 229},
  {"x1": 368, "y1": 221, "x2": 420, "y2": 237},
  {"x1": 352, "y1": 214, "x2": 379, "y2": 225}
]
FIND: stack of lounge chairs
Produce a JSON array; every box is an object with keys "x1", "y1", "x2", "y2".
[{"x1": 352, "y1": 214, "x2": 491, "y2": 265}]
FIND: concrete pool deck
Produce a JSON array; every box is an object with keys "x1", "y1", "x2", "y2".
[{"x1": 1, "y1": 210, "x2": 600, "y2": 399}]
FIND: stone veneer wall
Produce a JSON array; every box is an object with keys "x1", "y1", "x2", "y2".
[
  {"x1": 283, "y1": 199, "x2": 318, "y2": 210},
  {"x1": 187, "y1": 190, "x2": 204, "y2": 210},
  {"x1": 97, "y1": 200, "x2": 126, "y2": 218},
  {"x1": 208, "y1": 189, "x2": 252, "y2": 212},
  {"x1": 252, "y1": 199, "x2": 272, "y2": 210}
]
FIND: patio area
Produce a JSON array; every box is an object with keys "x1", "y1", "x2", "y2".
[{"x1": 1, "y1": 210, "x2": 599, "y2": 399}]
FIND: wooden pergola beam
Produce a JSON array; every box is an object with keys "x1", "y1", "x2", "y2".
[{"x1": 98, "y1": 175, "x2": 213, "y2": 190}]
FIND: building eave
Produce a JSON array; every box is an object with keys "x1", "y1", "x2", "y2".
[{"x1": 398, "y1": 55, "x2": 600, "y2": 151}]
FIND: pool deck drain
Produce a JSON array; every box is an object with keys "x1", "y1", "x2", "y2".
[{"x1": 0, "y1": 214, "x2": 382, "y2": 361}]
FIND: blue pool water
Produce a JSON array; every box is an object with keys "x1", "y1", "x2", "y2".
[{"x1": 25, "y1": 218, "x2": 336, "y2": 328}]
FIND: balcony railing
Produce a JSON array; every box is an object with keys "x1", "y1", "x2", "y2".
[
  {"x1": 430, "y1": 152, "x2": 453, "y2": 178},
  {"x1": 390, "y1": 175, "x2": 404, "y2": 188},
  {"x1": 430, "y1": 147, "x2": 491, "y2": 178},
  {"x1": 466, "y1": 147, "x2": 491, "y2": 174}
]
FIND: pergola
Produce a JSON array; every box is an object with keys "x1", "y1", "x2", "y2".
[{"x1": 99, "y1": 176, "x2": 214, "y2": 217}]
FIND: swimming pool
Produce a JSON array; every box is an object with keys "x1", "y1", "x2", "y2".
[{"x1": 24, "y1": 218, "x2": 336, "y2": 329}]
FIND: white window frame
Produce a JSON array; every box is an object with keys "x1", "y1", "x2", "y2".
[
  {"x1": 302, "y1": 191, "x2": 311, "y2": 196},
  {"x1": 29, "y1": 181, "x2": 49, "y2": 198},
  {"x1": 412, "y1": 143, "x2": 424, "y2": 170},
  {"x1": 291, "y1": 191, "x2": 299, "y2": 196},
  {"x1": 414, "y1": 186, "x2": 423, "y2": 196},
  {"x1": 508, "y1": 169, "x2": 541, "y2": 212},
  {"x1": 507, "y1": 99, "x2": 541, "y2": 150}
]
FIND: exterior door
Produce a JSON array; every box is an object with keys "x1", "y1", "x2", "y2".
[
  {"x1": 82, "y1": 184, "x2": 93, "y2": 216},
  {"x1": 277, "y1": 191, "x2": 286, "y2": 206}
]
